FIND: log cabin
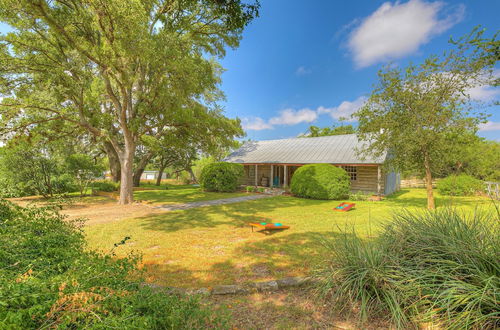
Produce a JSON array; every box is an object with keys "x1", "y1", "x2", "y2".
[{"x1": 223, "y1": 134, "x2": 400, "y2": 196}]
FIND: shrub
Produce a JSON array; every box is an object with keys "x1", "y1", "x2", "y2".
[
  {"x1": 246, "y1": 186, "x2": 255, "y2": 192},
  {"x1": 199, "y1": 162, "x2": 243, "y2": 192},
  {"x1": 0, "y1": 199, "x2": 229, "y2": 328},
  {"x1": 290, "y1": 164, "x2": 350, "y2": 200},
  {"x1": 317, "y1": 208, "x2": 499, "y2": 329},
  {"x1": 437, "y1": 174, "x2": 483, "y2": 196},
  {"x1": 257, "y1": 187, "x2": 265, "y2": 193},
  {"x1": 92, "y1": 180, "x2": 119, "y2": 192},
  {"x1": 349, "y1": 191, "x2": 371, "y2": 201}
]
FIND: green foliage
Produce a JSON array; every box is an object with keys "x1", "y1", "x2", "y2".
[
  {"x1": 304, "y1": 124, "x2": 356, "y2": 137},
  {"x1": 348, "y1": 191, "x2": 371, "y2": 201},
  {"x1": 92, "y1": 180, "x2": 119, "y2": 192},
  {"x1": 0, "y1": 199, "x2": 229, "y2": 328},
  {"x1": 246, "y1": 186, "x2": 256, "y2": 192},
  {"x1": 318, "y1": 209, "x2": 499, "y2": 329},
  {"x1": 290, "y1": 164, "x2": 350, "y2": 200},
  {"x1": 0, "y1": 142, "x2": 78, "y2": 198},
  {"x1": 354, "y1": 29, "x2": 497, "y2": 209},
  {"x1": 257, "y1": 187, "x2": 265, "y2": 193},
  {"x1": 65, "y1": 153, "x2": 105, "y2": 196},
  {"x1": 199, "y1": 162, "x2": 243, "y2": 192},
  {"x1": 0, "y1": 0, "x2": 258, "y2": 204},
  {"x1": 437, "y1": 174, "x2": 484, "y2": 196}
]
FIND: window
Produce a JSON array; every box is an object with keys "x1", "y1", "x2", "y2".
[{"x1": 342, "y1": 166, "x2": 357, "y2": 181}]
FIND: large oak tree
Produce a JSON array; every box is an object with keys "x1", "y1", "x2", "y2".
[{"x1": 0, "y1": 0, "x2": 258, "y2": 204}]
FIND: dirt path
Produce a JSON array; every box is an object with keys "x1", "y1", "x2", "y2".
[{"x1": 154, "y1": 194, "x2": 272, "y2": 211}]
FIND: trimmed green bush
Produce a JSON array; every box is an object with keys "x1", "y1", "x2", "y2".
[
  {"x1": 199, "y1": 162, "x2": 243, "y2": 192},
  {"x1": 246, "y1": 186, "x2": 255, "y2": 192},
  {"x1": 290, "y1": 164, "x2": 350, "y2": 200},
  {"x1": 317, "y1": 209, "x2": 499, "y2": 329},
  {"x1": 437, "y1": 174, "x2": 483, "y2": 196},
  {"x1": 0, "y1": 199, "x2": 229, "y2": 328},
  {"x1": 92, "y1": 180, "x2": 119, "y2": 192}
]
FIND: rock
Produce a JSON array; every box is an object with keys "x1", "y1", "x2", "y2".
[
  {"x1": 211, "y1": 285, "x2": 246, "y2": 295},
  {"x1": 187, "y1": 287, "x2": 210, "y2": 295},
  {"x1": 276, "y1": 277, "x2": 308, "y2": 288},
  {"x1": 254, "y1": 280, "x2": 279, "y2": 292}
]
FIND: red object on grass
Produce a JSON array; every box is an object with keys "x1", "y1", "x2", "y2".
[{"x1": 334, "y1": 202, "x2": 356, "y2": 212}]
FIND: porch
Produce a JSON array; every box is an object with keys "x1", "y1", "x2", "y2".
[{"x1": 240, "y1": 163, "x2": 387, "y2": 195}]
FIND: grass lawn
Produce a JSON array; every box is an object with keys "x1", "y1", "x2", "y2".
[
  {"x1": 134, "y1": 183, "x2": 249, "y2": 205},
  {"x1": 84, "y1": 187, "x2": 496, "y2": 288}
]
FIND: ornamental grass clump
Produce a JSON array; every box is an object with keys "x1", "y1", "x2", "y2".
[{"x1": 317, "y1": 208, "x2": 499, "y2": 329}]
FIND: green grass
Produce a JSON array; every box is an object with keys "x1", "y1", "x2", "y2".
[
  {"x1": 84, "y1": 188, "x2": 496, "y2": 288},
  {"x1": 133, "y1": 184, "x2": 249, "y2": 205}
]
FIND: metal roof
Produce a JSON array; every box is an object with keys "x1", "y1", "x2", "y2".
[{"x1": 224, "y1": 134, "x2": 386, "y2": 165}]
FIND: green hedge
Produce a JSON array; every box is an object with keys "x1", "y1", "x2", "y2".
[
  {"x1": 290, "y1": 164, "x2": 350, "y2": 200},
  {"x1": 92, "y1": 180, "x2": 119, "y2": 192},
  {"x1": 0, "y1": 199, "x2": 229, "y2": 328},
  {"x1": 199, "y1": 162, "x2": 243, "y2": 192},
  {"x1": 437, "y1": 174, "x2": 483, "y2": 196}
]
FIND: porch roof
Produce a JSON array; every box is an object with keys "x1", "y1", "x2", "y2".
[{"x1": 224, "y1": 134, "x2": 386, "y2": 165}]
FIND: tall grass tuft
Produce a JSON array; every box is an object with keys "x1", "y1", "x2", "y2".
[{"x1": 317, "y1": 208, "x2": 500, "y2": 329}]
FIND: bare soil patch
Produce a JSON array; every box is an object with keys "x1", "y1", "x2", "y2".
[{"x1": 207, "y1": 287, "x2": 389, "y2": 329}]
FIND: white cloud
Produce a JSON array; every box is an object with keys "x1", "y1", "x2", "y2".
[
  {"x1": 479, "y1": 121, "x2": 500, "y2": 132},
  {"x1": 348, "y1": 0, "x2": 465, "y2": 68},
  {"x1": 317, "y1": 96, "x2": 367, "y2": 122},
  {"x1": 295, "y1": 66, "x2": 312, "y2": 76},
  {"x1": 242, "y1": 117, "x2": 273, "y2": 131},
  {"x1": 242, "y1": 96, "x2": 366, "y2": 131},
  {"x1": 269, "y1": 108, "x2": 318, "y2": 126},
  {"x1": 467, "y1": 85, "x2": 500, "y2": 101}
]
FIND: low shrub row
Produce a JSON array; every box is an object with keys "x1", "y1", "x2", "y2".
[
  {"x1": 437, "y1": 174, "x2": 484, "y2": 196},
  {"x1": 317, "y1": 208, "x2": 499, "y2": 329},
  {"x1": 0, "y1": 200, "x2": 229, "y2": 328}
]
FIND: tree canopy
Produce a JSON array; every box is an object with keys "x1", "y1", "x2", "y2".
[
  {"x1": 354, "y1": 29, "x2": 497, "y2": 209},
  {"x1": 0, "y1": 0, "x2": 258, "y2": 203},
  {"x1": 304, "y1": 124, "x2": 356, "y2": 137}
]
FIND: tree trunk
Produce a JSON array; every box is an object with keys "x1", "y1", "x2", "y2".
[
  {"x1": 156, "y1": 163, "x2": 166, "y2": 186},
  {"x1": 186, "y1": 166, "x2": 197, "y2": 183},
  {"x1": 118, "y1": 142, "x2": 135, "y2": 205},
  {"x1": 103, "y1": 142, "x2": 121, "y2": 182},
  {"x1": 133, "y1": 152, "x2": 154, "y2": 187},
  {"x1": 423, "y1": 153, "x2": 435, "y2": 210},
  {"x1": 133, "y1": 168, "x2": 145, "y2": 187}
]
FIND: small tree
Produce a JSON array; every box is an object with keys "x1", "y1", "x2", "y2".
[
  {"x1": 65, "y1": 154, "x2": 104, "y2": 196},
  {"x1": 354, "y1": 31, "x2": 496, "y2": 209}
]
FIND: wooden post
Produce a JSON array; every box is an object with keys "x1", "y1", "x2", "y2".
[
  {"x1": 255, "y1": 164, "x2": 258, "y2": 186},
  {"x1": 377, "y1": 166, "x2": 382, "y2": 196},
  {"x1": 270, "y1": 165, "x2": 274, "y2": 187},
  {"x1": 284, "y1": 165, "x2": 288, "y2": 188}
]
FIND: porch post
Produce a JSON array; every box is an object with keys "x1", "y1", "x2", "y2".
[
  {"x1": 270, "y1": 164, "x2": 274, "y2": 187},
  {"x1": 377, "y1": 166, "x2": 382, "y2": 196},
  {"x1": 255, "y1": 164, "x2": 258, "y2": 186},
  {"x1": 284, "y1": 165, "x2": 288, "y2": 187}
]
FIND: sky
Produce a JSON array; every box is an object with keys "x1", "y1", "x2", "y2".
[
  {"x1": 219, "y1": 0, "x2": 500, "y2": 141},
  {"x1": 0, "y1": 0, "x2": 498, "y2": 142}
]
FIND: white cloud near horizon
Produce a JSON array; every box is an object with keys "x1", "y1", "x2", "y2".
[
  {"x1": 241, "y1": 117, "x2": 273, "y2": 131},
  {"x1": 269, "y1": 108, "x2": 318, "y2": 125},
  {"x1": 479, "y1": 121, "x2": 500, "y2": 132},
  {"x1": 348, "y1": 0, "x2": 465, "y2": 68},
  {"x1": 317, "y1": 96, "x2": 367, "y2": 122},
  {"x1": 295, "y1": 66, "x2": 312, "y2": 76},
  {"x1": 243, "y1": 97, "x2": 366, "y2": 131}
]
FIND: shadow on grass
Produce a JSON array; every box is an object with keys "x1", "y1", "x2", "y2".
[
  {"x1": 384, "y1": 189, "x2": 489, "y2": 209},
  {"x1": 137, "y1": 196, "x2": 332, "y2": 233},
  {"x1": 142, "y1": 230, "x2": 354, "y2": 288}
]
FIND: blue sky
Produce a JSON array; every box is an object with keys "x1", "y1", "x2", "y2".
[
  {"x1": 220, "y1": 0, "x2": 500, "y2": 141},
  {"x1": 1, "y1": 0, "x2": 498, "y2": 142}
]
